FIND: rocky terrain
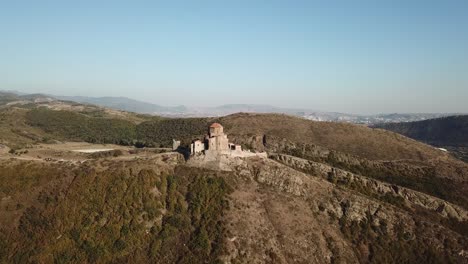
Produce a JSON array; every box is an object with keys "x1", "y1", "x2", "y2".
[
  {"x1": 1, "y1": 151, "x2": 467, "y2": 263},
  {"x1": 0, "y1": 97, "x2": 467, "y2": 263}
]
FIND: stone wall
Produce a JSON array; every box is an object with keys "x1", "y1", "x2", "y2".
[{"x1": 191, "y1": 140, "x2": 205, "y2": 154}]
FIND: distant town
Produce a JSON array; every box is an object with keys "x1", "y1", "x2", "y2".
[{"x1": 1, "y1": 90, "x2": 458, "y2": 125}]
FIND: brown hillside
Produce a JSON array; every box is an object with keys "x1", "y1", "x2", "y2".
[
  {"x1": 1, "y1": 154, "x2": 467, "y2": 263},
  {"x1": 220, "y1": 113, "x2": 444, "y2": 161}
]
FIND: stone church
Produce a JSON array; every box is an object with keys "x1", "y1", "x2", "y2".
[{"x1": 190, "y1": 123, "x2": 241, "y2": 155}]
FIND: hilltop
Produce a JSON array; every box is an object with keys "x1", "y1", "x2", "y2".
[
  {"x1": 0, "y1": 96, "x2": 467, "y2": 263},
  {"x1": 1, "y1": 99, "x2": 467, "y2": 205},
  {"x1": 219, "y1": 113, "x2": 443, "y2": 161},
  {"x1": 1, "y1": 95, "x2": 445, "y2": 161}
]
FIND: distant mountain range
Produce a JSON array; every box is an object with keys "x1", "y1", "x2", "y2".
[
  {"x1": 55, "y1": 95, "x2": 187, "y2": 114},
  {"x1": 0, "y1": 90, "x2": 462, "y2": 124}
]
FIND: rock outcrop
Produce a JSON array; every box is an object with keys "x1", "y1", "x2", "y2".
[
  {"x1": 216, "y1": 156, "x2": 468, "y2": 263},
  {"x1": 270, "y1": 153, "x2": 468, "y2": 221}
]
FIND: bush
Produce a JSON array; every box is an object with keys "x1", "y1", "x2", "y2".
[
  {"x1": 338, "y1": 212, "x2": 458, "y2": 263},
  {"x1": 136, "y1": 118, "x2": 211, "y2": 148},
  {"x1": 25, "y1": 108, "x2": 215, "y2": 149},
  {"x1": 26, "y1": 108, "x2": 137, "y2": 145}
]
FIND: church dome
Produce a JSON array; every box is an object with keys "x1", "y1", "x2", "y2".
[{"x1": 210, "y1": 123, "x2": 223, "y2": 128}]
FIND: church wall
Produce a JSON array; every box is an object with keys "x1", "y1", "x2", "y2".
[{"x1": 190, "y1": 123, "x2": 254, "y2": 156}]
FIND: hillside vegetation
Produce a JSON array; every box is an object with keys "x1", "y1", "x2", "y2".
[
  {"x1": 3, "y1": 106, "x2": 466, "y2": 207},
  {"x1": 6, "y1": 105, "x2": 445, "y2": 162},
  {"x1": 215, "y1": 114, "x2": 468, "y2": 209},
  {"x1": 0, "y1": 108, "x2": 52, "y2": 149},
  {"x1": 1, "y1": 155, "x2": 466, "y2": 263},
  {"x1": 1, "y1": 100, "x2": 468, "y2": 263},
  {"x1": 0, "y1": 158, "x2": 231, "y2": 263},
  {"x1": 220, "y1": 113, "x2": 443, "y2": 161},
  {"x1": 26, "y1": 108, "x2": 138, "y2": 145},
  {"x1": 22, "y1": 108, "x2": 210, "y2": 147},
  {"x1": 373, "y1": 115, "x2": 468, "y2": 147}
]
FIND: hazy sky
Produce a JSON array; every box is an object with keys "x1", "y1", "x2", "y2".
[{"x1": 1, "y1": 1, "x2": 467, "y2": 114}]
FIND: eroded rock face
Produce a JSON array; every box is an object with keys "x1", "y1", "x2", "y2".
[
  {"x1": 269, "y1": 153, "x2": 468, "y2": 222},
  {"x1": 232, "y1": 134, "x2": 468, "y2": 211},
  {"x1": 212, "y1": 157, "x2": 467, "y2": 263},
  {"x1": 219, "y1": 160, "x2": 358, "y2": 264}
]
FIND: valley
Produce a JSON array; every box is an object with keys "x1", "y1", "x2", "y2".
[{"x1": 374, "y1": 116, "x2": 468, "y2": 162}]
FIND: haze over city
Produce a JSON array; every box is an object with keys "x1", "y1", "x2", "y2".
[{"x1": 1, "y1": 1, "x2": 467, "y2": 114}]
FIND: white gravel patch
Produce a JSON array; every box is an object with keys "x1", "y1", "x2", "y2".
[{"x1": 73, "y1": 149, "x2": 114, "y2": 153}]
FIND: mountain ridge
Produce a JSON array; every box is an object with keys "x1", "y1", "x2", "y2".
[
  {"x1": 1, "y1": 90, "x2": 461, "y2": 124},
  {"x1": 374, "y1": 115, "x2": 468, "y2": 162}
]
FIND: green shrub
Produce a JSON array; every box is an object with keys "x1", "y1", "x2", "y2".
[
  {"x1": 339, "y1": 212, "x2": 457, "y2": 263},
  {"x1": 26, "y1": 108, "x2": 137, "y2": 145}
]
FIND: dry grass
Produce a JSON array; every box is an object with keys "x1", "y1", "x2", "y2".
[
  {"x1": 221, "y1": 113, "x2": 444, "y2": 161},
  {"x1": 0, "y1": 108, "x2": 52, "y2": 148}
]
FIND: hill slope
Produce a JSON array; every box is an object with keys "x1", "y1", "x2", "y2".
[
  {"x1": 373, "y1": 115, "x2": 468, "y2": 147},
  {"x1": 373, "y1": 115, "x2": 468, "y2": 162},
  {"x1": 1, "y1": 99, "x2": 468, "y2": 262},
  {"x1": 55, "y1": 95, "x2": 187, "y2": 114},
  {"x1": 219, "y1": 113, "x2": 443, "y2": 161},
  {"x1": 18, "y1": 109, "x2": 446, "y2": 161},
  {"x1": 2, "y1": 103, "x2": 467, "y2": 208},
  {"x1": 1, "y1": 153, "x2": 467, "y2": 263}
]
